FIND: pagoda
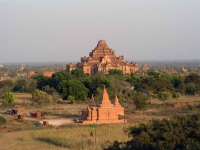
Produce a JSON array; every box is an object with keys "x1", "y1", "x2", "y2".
[
  {"x1": 181, "y1": 66, "x2": 187, "y2": 73},
  {"x1": 141, "y1": 62, "x2": 149, "y2": 71},
  {"x1": 42, "y1": 71, "x2": 55, "y2": 77},
  {"x1": 66, "y1": 39, "x2": 138, "y2": 75},
  {"x1": 27, "y1": 71, "x2": 36, "y2": 78},
  {"x1": 19, "y1": 64, "x2": 25, "y2": 71},
  {"x1": 79, "y1": 86, "x2": 126, "y2": 124}
]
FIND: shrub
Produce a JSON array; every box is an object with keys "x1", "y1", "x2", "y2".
[
  {"x1": 32, "y1": 90, "x2": 52, "y2": 106},
  {"x1": 0, "y1": 116, "x2": 6, "y2": 125},
  {"x1": 106, "y1": 113, "x2": 200, "y2": 150},
  {"x1": 0, "y1": 92, "x2": 16, "y2": 104}
]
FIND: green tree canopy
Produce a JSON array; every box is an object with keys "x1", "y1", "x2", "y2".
[
  {"x1": 126, "y1": 73, "x2": 141, "y2": 86},
  {"x1": 13, "y1": 78, "x2": 37, "y2": 93},
  {"x1": 157, "y1": 91, "x2": 172, "y2": 106},
  {"x1": 108, "y1": 69, "x2": 123, "y2": 76},
  {"x1": 173, "y1": 92, "x2": 182, "y2": 101},
  {"x1": 185, "y1": 73, "x2": 200, "y2": 92},
  {"x1": 0, "y1": 92, "x2": 16, "y2": 104},
  {"x1": 32, "y1": 90, "x2": 52, "y2": 105},
  {"x1": 134, "y1": 93, "x2": 148, "y2": 115},
  {"x1": 106, "y1": 114, "x2": 200, "y2": 150},
  {"x1": 186, "y1": 83, "x2": 196, "y2": 95},
  {"x1": 50, "y1": 71, "x2": 74, "y2": 90},
  {"x1": 82, "y1": 76, "x2": 110, "y2": 97},
  {"x1": 34, "y1": 75, "x2": 50, "y2": 90},
  {"x1": 57, "y1": 80, "x2": 88, "y2": 101},
  {"x1": 147, "y1": 71, "x2": 160, "y2": 78},
  {"x1": 71, "y1": 68, "x2": 86, "y2": 78}
]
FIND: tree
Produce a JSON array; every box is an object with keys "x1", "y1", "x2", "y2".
[
  {"x1": 0, "y1": 80, "x2": 14, "y2": 94},
  {"x1": 106, "y1": 114, "x2": 200, "y2": 150},
  {"x1": 126, "y1": 73, "x2": 141, "y2": 86},
  {"x1": 157, "y1": 91, "x2": 172, "y2": 106},
  {"x1": 34, "y1": 75, "x2": 50, "y2": 90},
  {"x1": 171, "y1": 76, "x2": 183, "y2": 88},
  {"x1": 186, "y1": 83, "x2": 196, "y2": 95},
  {"x1": 71, "y1": 68, "x2": 86, "y2": 78},
  {"x1": 13, "y1": 78, "x2": 37, "y2": 93},
  {"x1": 134, "y1": 93, "x2": 148, "y2": 115},
  {"x1": 50, "y1": 71, "x2": 74, "y2": 90},
  {"x1": 82, "y1": 76, "x2": 110, "y2": 97},
  {"x1": 148, "y1": 91, "x2": 154, "y2": 104},
  {"x1": 177, "y1": 83, "x2": 186, "y2": 95},
  {"x1": 57, "y1": 80, "x2": 88, "y2": 101},
  {"x1": 32, "y1": 90, "x2": 52, "y2": 106},
  {"x1": 173, "y1": 92, "x2": 182, "y2": 102},
  {"x1": 185, "y1": 73, "x2": 200, "y2": 92},
  {"x1": 108, "y1": 69, "x2": 123, "y2": 76},
  {"x1": 147, "y1": 71, "x2": 160, "y2": 78},
  {"x1": 13, "y1": 79, "x2": 26, "y2": 92},
  {"x1": 0, "y1": 92, "x2": 16, "y2": 104}
]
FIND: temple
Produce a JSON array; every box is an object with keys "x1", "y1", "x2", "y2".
[
  {"x1": 78, "y1": 86, "x2": 126, "y2": 124},
  {"x1": 42, "y1": 71, "x2": 55, "y2": 77},
  {"x1": 141, "y1": 62, "x2": 149, "y2": 71},
  {"x1": 181, "y1": 66, "x2": 187, "y2": 73},
  {"x1": 19, "y1": 64, "x2": 25, "y2": 71},
  {"x1": 66, "y1": 39, "x2": 138, "y2": 75},
  {"x1": 27, "y1": 71, "x2": 36, "y2": 78}
]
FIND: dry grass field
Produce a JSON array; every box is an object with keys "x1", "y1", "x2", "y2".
[{"x1": 0, "y1": 93, "x2": 200, "y2": 149}]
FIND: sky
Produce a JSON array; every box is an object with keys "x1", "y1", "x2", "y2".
[{"x1": 0, "y1": 0, "x2": 200, "y2": 63}]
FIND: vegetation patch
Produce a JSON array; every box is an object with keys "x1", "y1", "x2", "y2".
[
  {"x1": 30, "y1": 124, "x2": 130, "y2": 150},
  {"x1": 0, "y1": 116, "x2": 6, "y2": 125},
  {"x1": 106, "y1": 113, "x2": 200, "y2": 150}
]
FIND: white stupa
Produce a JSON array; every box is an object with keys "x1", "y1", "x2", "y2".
[{"x1": 0, "y1": 64, "x2": 3, "y2": 68}]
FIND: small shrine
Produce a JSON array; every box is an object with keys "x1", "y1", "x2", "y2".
[
  {"x1": 27, "y1": 71, "x2": 36, "y2": 78},
  {"x1": 181, "y1": 66, "x2": 187, "y2": 73},
  {"x1": 141, "y1": 62, "x2": 149, "y2": 71},
  {"x1": 19, "y1": 64, "x2": 25, "y2": 71},
  {"x1": 79, "y1": 86, "x2": 126, "y2": 124},
  {"x1": 42, "y1": 71, "x2": 55, "y2": 77}
]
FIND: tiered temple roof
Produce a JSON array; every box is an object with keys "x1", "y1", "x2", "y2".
[{"x1": 66, "y1": 39, "x2": 138, "y2": 75}]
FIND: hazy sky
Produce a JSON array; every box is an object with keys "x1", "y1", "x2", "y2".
[{"x1": 0, "y1": 0, "x2": 200, "y2": 63}]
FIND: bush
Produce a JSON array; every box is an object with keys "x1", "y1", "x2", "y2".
[
  {"x1": 0, "y1": 116, "x2": 6, "y2": 125},
  {"x1": 0, "y1": 92, "x2": 16, "y2": 104},
  {"x1": 106, "y1": 113, "x2": 200, "y2": 150},
  {"x1": 32, "y1": 90, "x2": 52, "y2": 106}
]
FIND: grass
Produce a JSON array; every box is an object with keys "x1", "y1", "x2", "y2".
[
  {"x1": 0, "y1": 94, "x2": 200, "y2": 149},
  {"x1": 22, "y1": 124, "x2": 131, "y2": 150}
]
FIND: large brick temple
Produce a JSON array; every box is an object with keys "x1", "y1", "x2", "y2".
[
  {"x1": 66, "y1": 39, "x2": 138, "y2": 75},
  {"x1": 78, "y1": 86, "x2": 126, "y2": 124}
]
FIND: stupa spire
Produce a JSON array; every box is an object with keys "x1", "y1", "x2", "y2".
[
  {"x1": 114, "y1": 95, "x2": 120, "y2": 105},
  {"x1": 89, "y1": 94, "x2": 96, "y2": 107},
  {"x1": 98, "y1": 85, "x2": 113, "y2": 107}
]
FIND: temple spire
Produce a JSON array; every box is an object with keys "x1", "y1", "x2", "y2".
[
  {"x1": 98, "y1": 85, "x2": 113, "y2": 107},
  {"x1": 114, "y1": 95, "x2": 120, "y2": 105},
  {"x1": 89, "y1": 94, "x2": 96, "y2": 107}
]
